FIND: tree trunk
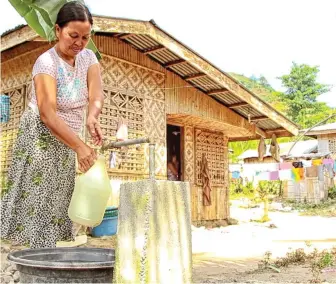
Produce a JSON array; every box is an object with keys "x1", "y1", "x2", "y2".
[{"x1": 262, "y1": 197, "x2": 270, "y2": 222}]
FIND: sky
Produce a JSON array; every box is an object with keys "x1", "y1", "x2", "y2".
[{"x1": 1, "y1": 0, "x2": 335, "y2": 107}]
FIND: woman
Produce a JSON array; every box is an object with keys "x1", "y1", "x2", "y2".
[
  {"x1": 0, "y1": 1, "x2": 103, "y2": 249},
  {"x1": 167, "y1": 154, "x2": 179, "y2": 181}
]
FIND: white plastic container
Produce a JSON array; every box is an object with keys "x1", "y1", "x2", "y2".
[{"x1": 68, "y1": 155, "x2": 111, "y2": 227}]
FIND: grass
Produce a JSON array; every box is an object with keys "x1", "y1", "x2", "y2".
[
  {"x1": 283, "y1": 200, "x2": 336, "y2": 217},
  {"x1": 259, "y1": 247, "x2": 336, "y2": 283}
]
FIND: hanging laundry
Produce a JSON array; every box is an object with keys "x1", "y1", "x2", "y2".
[
  {"x1": 292, "y1": 161, "x2": 303, "y2": 168},
  {"x1": 312, "y1": 159, "x2": 323, "y2": 166},
  {"x1": 292, "y1": 168, "x2": 304, "y2": 182},
  {"x1": 116, "y1": 117, "x2": 128, "y2": 141},
  {"x1": 232, "y1": 171, "x2": 240, "y2": 179},
  {"x1": 270, "y1": 171, "x2": 279, "y2": 181},
  {"x1": 279, "y1": 169, "x2": 293, "y2": 181},
  {"x1": 270, "y1": 134, "x2": 280, "y2": 162},
  {"x1": 280, "y1": 162, "x2": 292, "y2": 170},
  {"x1": 305, "y1": 166, "x2": 318, "y2": 178},
  {"x1": 317, "y1": 166, "x2": 324, "y2": 181},
  {"x1": 302, "y1": 160, "x2": 312, "y2": 168},
  {"x1": 256, "y1": 171, "x2": 271, "y2": 181},
  {"x1": 322, "y1": 159, "x2": 334, "y2": 165},
  {"x1": 109, "y1": 151, "x2": 117, "y2": 168},
  {"x1": 325, "y1": 164, "x2": 334, "y2": 178},
  {"x1": 258, "y1": 136, "x2": 266, "y2": 162}
]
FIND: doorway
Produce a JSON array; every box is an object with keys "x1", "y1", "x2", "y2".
[{"x1": 167, "y1": 124, "x2": 182, "y2": 181}]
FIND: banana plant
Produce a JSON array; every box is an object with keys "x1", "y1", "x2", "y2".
[{"x1": 8, "y1": 0, "x2": 101, "y2": 60}]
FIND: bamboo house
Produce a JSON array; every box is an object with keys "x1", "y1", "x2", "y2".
[{"x1": 0, "y1": 16, "x2": 299, "y2": 225}]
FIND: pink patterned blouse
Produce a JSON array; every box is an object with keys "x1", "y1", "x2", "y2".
[{"x1": 29, "y1": 47, "x2": 98, "y2": 133}]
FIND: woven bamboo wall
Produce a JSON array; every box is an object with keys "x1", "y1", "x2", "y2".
[
  {"x1": 1, "y1": 45, "x2": 50, "y2": 178},
  {"x1": 165, "y1": 71, "x2": 251, "y2": 137},
  {"x1": 96, "y1": 54, "x2": 166, "y2": 179},
  {"x1": 1, "y1": 35, "x2": 231, "y2": 222},
  {"x1": 1, "y1": 39, "x2": 167, "y2": 181},
  {"x1": 183, "y1": 126, "x2": 229, "y2": 222}
]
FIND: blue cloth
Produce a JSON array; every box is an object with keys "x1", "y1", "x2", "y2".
[{"x1": 232, "y1": 171, "x2": 240, "y2": 179}]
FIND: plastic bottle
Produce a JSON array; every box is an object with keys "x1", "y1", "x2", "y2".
[{"x1": 68, "y1": 155, "x2": 111, "y2": 227}]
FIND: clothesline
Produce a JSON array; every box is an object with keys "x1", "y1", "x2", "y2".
[{"x1": 230, "y1": 158, "x2": 336, "y2": 182}]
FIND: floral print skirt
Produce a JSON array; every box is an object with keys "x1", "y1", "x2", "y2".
[{"x1": 1, "y1": 108, "x2": 76, "y2": 248}]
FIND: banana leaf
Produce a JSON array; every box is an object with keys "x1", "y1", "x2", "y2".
[{"x1": 8, "y1": 0, "x2": 101, "y2": 60}]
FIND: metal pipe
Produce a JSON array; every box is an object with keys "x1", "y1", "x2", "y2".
[
  {"x1": 100, "y1": 137, "x2": 150, "y2": 151},
  {"x1": 149, "y1": 143, "x2": 155, "y2": 180}
]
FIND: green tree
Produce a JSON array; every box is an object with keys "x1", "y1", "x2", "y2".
[
  {"x1": 278, "y1": 62, "x2": 332, "y2": 128},
  {"x1": 229, "y1": 140, "x2": 259, "y2": 163},
  {"x1": 256, "y1": 181, "x2": 281, "y2": 222}
]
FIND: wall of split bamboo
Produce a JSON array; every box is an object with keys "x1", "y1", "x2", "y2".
[
  {"x1": 166, "y1": 73, "x2": 243, "y2": 128},
  {"x1": 1, "y1": 35, "x2": 230, "y2": 222}
]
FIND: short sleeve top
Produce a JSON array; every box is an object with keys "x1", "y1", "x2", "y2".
[{"x1": 29, "y1": 47, "x2": 98, "y2": 133}]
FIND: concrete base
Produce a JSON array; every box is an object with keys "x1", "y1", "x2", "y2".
[{"x1": 113, "y1": 180, "x2": 192, "y2": 284}]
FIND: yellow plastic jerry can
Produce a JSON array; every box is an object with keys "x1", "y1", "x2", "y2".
[{"x1": 68, "y1": 155, "x2": 111, "y2": 227}]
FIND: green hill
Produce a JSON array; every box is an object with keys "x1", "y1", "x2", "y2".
[
  {"x1": 229, "y1": 72, "x2": 287, "y2": 114},
  {"x1": 229, "y1": 72, "x2": 273, "y2": 99}
]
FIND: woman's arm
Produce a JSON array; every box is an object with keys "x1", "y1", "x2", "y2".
[
  {"x1": 87, "y1": 63, "x2": 104, "y2": 146},
  {"x1": 34, "y1": 74, "x2": 96, "y2": 172}
]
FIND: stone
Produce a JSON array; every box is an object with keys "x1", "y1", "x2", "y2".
[
  {"x1": 1, "y1": 262, "x2": 10, "y2": 272},
  {"x1": 1, "y1": 245, "x2": 11, "y2": 253},
  {"x1": 13, "y1": 271, "x2": 20, "y2": 282},
  {"x1": 6, "y1": 265, "x2": 15, "y2": 273},
  {"x1": 3, "y1": 275, "x2": 13, "y2": 284}
]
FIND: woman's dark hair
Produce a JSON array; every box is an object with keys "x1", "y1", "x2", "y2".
[{"x1": 56, "y1": 1, "x2": 93, "y2": 28}]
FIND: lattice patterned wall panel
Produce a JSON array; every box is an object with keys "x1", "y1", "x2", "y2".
[
  {"x1": 99, "y1": 54, "x2": 166, "y2": 177},
  {"x1": 195, "y1": 129, "x2": 225, "y2": 186},
  {"x1": 0, "y1": 86, "x2": 27, "y2": 173},
  {"x1": 143, "y1": 99, "x2": 166, "y2": 177},
  {"x1": 184, "y1": 126, "x2": 195, "y2": 184},
  {"x1": 96, "y1": 88, "x2": 145, "y2": 174}
]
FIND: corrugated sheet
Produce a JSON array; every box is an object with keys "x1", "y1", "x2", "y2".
[
  {"x1": 256, "y1": 119, "x2": 280, "y2": 130},
  {"x1": 191, "y1": 77, "x2": 221, "y2": 92},
  {"x1": 150, "y1": 49, "x2": 179, "y2": 64},
  {"x1": 235, "y1": 106, "x2": 263, "y2": 118},
  {"x1": 212, "y1": 93, "x2": 242, "y2": 105},
  {"x1": 169, "y1": 62, "x2": 199, "y2": 77},
  {"x1": 120, "y1": 33, "x2": 285, "y2": 131},
  {"x1": 124, "y1": 34, "x2": 158, "y2": 50}
]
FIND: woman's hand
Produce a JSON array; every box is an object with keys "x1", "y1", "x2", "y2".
[
  {"x1": 75, "y1": 143, "x2": 97, "y2": 173},
  {"x1": 86, "y1": 115, "x2": 103, "y2": 146}
]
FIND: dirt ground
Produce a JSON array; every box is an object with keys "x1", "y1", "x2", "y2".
[
  {"x1": 81, "y1": 201, "x2": 336, "y2": 283},
  {"x1": 1, "y1": 202, "x2": 336, "y2": 283},
  {"x1": 190, "y1": 202, "x2": 336, "y2": 283}
]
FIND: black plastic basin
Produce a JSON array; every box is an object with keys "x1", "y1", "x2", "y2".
[{"x1": 8, "y1": 247, "x2": 114, "y2": 283}]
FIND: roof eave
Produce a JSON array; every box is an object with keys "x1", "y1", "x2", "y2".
[{"x1": 1, "y1": 17, "x2": 299, "y2": 137}]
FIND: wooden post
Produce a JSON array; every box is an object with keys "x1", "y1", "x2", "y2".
[{"x1": 223, "y1": 136, "x2": 230, "y2": 219}]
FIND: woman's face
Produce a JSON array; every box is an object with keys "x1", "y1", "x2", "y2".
[{"x1": 55, "y1": 20, "x2": 91, "y2": 57}]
